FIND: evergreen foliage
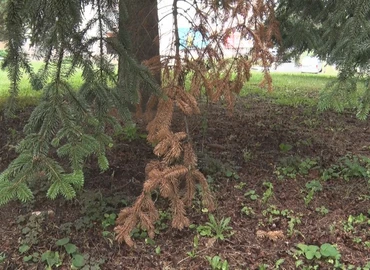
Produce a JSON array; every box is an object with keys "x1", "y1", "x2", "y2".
[
  {"x1": 0, "y1": 0, "x2": 159, "y2": 205},
  {"x1": 276, "y1": 0, "x2": 370, "y2": 118},
  {"x1": 0, "y1": 0, "x2": 8, "y2": 40}
]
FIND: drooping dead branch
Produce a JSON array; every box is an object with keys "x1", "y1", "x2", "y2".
[{"x1": 115, "y1": 0, "x2": 279, "y2": 247}]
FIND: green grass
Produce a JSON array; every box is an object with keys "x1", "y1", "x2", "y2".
[
  {"x1": 0, "y1": 64, "x2": 42, "y2": 109},
  {"x1": 0, "y1": 62, "x2": 364, "y2": 110},
  {"x1": 0, "y1": 62, "x2": 84, "y2": 98},
  {"x1": 0, "y1": 61, "x2": 85, "y2": 109},
  {"x1": 0, "y1": 69, "x2": 39, "y2": 98},
  {"x1": 241, "y1": 71, "x2": 363, "y2": 107}
]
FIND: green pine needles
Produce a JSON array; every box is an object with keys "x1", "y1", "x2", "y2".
[
  {"x1": 277, "y1": 0, "x2": 370, "y2": 118},
  {"x1": 0, "y1": 0, "x2": 158, "y2": 205}
]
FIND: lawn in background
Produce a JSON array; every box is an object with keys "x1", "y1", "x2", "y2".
[
  {"x1": 0, "y1": 62, "x2": 84, "y2": 108},
  {"x1": 241, "y1": 69, "x2": 368, "y2": 108},
  {"x1": 0, "y1": 62, "x2": 364, "y2": 110},
  {"x1": 0, "y1": 62, "x2": 85, "y2": 97}
]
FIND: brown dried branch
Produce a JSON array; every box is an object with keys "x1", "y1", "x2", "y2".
[
  {"x1": 171, "y1": 196, "x2": 190, "y2": 230},
  {"x1": 115, "y1": 0, "x2": 280, "y2": 247},
  {"x1": 163, "y1": 165, "x2": 188, "y2": 179},
  {"x1": 182, "y1": 171, "x2": 196, "y2": 207},
  {"x1": 192, "y1": 169, "x2": 215, "y2": 211},
  {"x1": 143, "y1": 176, "x2": 161, "y2": 193},
  {"x1": 153, "y1": 132, "x2": 187, "y2": 163},
  {"x1": 183, "y1": 142, "x2": 197, "y2": 168},
  {"x1": 147, "y1": 99, "x2": 173, "y2": 143},
  {"x1": 115, "y1": 194, "x2": 159, "y2": 247}
]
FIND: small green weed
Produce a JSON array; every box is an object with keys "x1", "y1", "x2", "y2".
[
  {"x1": 74, "y1": 191, "x2": 127, "y2": 231},
  {"x1": 321, "y1": 166, "x2": 340, "y2": 181},
  {"x1": 206, "y1": 255, "x2": 229, "y2": 270},
  {"x1": 144, "y1": 237, "x2": 156, "y2": 246},
  {"x1": 102, "y1": 213, "x2": 117, "y2": 230},
  {"x1": 55, "y1": 238, "x2": 85, "y2": 269},
  {"x1": 241, "y1": 205, "x2": 255, "y2": 217},
  {"x1": 101, "y1": 213, "x2": 117, "y2": 246},
  {"x1": 279, "y1": 143, "x2": 293, "y2": 153},
  {"x1": 20, "y1": 245, "x2": 41, "y2": 264},
  {"x1": 275, "y1": 258, "x2": 285, "y2": 268},
  {"x1": 302, "y1": 118, "x2": 320, "y2": 128},
  {"x1": 19, "y1": 244, "x2": 31, "y2": 254},
  {"x1": 293, "y1": 243, "x2": 341, "y2": 266},
  {"x1": 56, "y1": 238, "x2": 106, "y2": 269},
  {"x1": 128, "y1": 212, "x2": 170, "y2": 246},
  {"x1": 322, "y1": 154, "x2": 370, "y2": 181},
  {"x1": 315, "y1": 206, "x2": 329, "y2": 216},
  {"x1": 186, "y1": 235, "x2": 199, "y2": 258},
  {"x1": 130, "y1": 226, "x2": 149, "y2": 239},
  {"x1": 225, "y1": 170, "x2": 240, "y2": 180},
  {"x1": 244, "y1": 189, "x2": 259, "y2": 201},
  {"x1": 41, "y1": 250, "x2": 62, "y2": 269},
  {"x1": 242, "y1": 147, "x2": 253, "y2": 162},
  {"x1": 199, "y1": 154, "x2": 224, "y2": 175},
  {"x1": 288, "y1": 215, "x2": 302, "y2": 236},
  {"x1": 343, "y1": 213, "x2": 369, "y2": 232},
  {"x1": 262, "y1": 181, "x2": 274, "y2": 203},
  {"x1": 16, "y1": 214, "x2": 88, "y2": 268},
  {"x1": 122, "y1": 123, "x2": 142, "y2": 141},
  {"x1": 304, "y1": 180, "x2": 323, "y2": 205},
  {"x1": 0, "y1": 252, "x2": 6, "y2": 263},
  {"x1": 17, "y1": 213, "x2": 45, "y2": 247},
  {"x1": 155, "y1": 210, "x2": 171, "y2": 233},
  {"x1": 299, "y1": 158, "x2": 318, "y2": 175},
  {"x1": 275, "y1": 157, "x2": 318, "y2": 180},
  {"x1": 234, "y1": 182, "x2": 247, "y2": 190},
  {"x1": 353, "y1": 237, "x2": 362, "y2": 244},
  {"x1": 257, "y1": 263, "x2": 269, "y2": 270},
  {"x1": 262, "y1": 206, "x2": 302, "y2": 236},
  {"x1": 339, "y1": 155, "x2": 369, "y2": 180},
  {"x1": 81, "y1": 254, "x2": 106, "y2": 270},
  {"x1": 190, "y1": 214, "x2": 233, "y2": 241},
  {"x1": 262, "y1": 205, "x2": 284, "y2": 224},
  {"x1": 275, "y1": 165, "x2": 297, "y2": 179}
]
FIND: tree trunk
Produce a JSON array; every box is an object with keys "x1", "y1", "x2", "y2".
[{"x1": 118, "y1": 0, "x2": 160, "y2": 113}]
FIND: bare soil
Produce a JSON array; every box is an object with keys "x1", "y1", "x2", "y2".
[{"x1": 1, "y1": 95, "x2": 370, "y2": 269}]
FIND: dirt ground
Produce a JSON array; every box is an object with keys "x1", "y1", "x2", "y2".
[{"x1": 1, "y1": 95, "x2": 370, "y2": 269}]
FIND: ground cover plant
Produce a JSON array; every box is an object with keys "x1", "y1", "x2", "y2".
[{"x1": 1, "y1": 70, "x2": 370, "y2": 268}]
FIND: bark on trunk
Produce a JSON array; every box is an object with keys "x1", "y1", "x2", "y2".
[{"x1": 118, "y1": 0, "x2": 161, "y2": 113}]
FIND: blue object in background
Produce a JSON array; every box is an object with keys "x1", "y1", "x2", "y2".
[{"x1": 178, "y1": 28, "x2": 208, "y2": 49}]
